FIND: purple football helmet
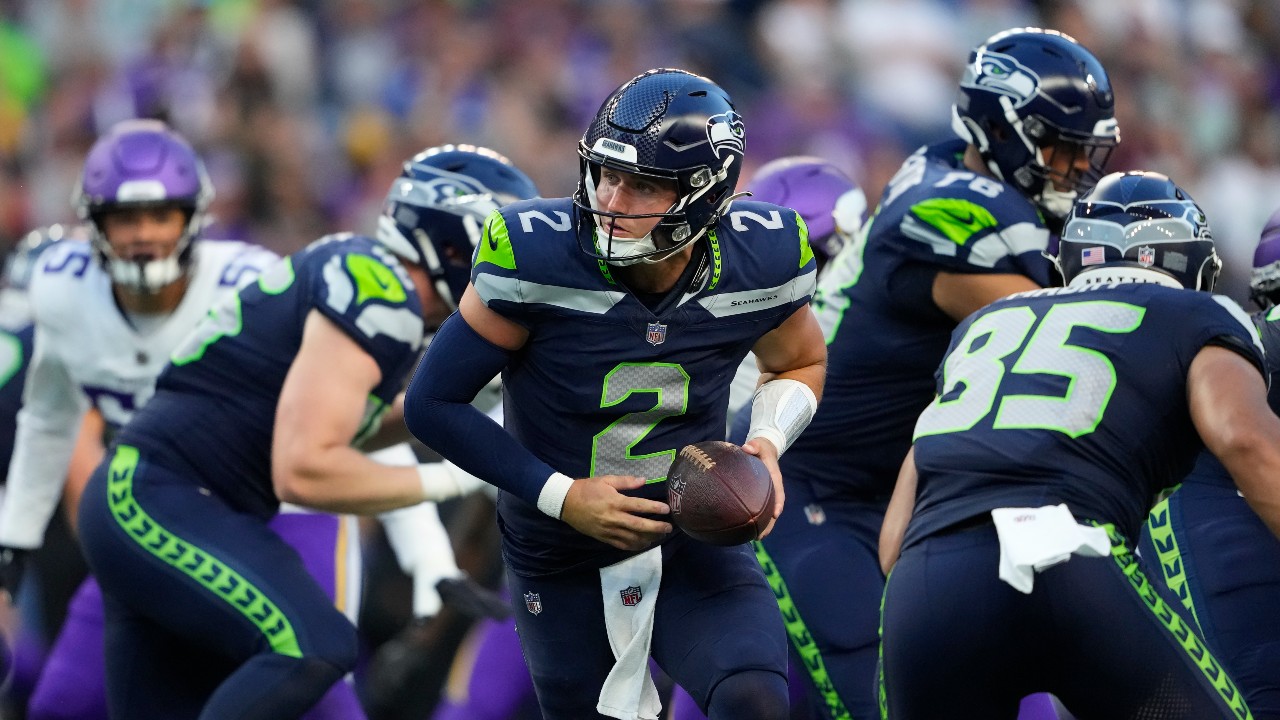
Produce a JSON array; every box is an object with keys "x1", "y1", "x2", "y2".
[
  {"x1": 952, "y1": 28, "x2": 1119, "y2": 227},
  {"x1": 1250, "y1": 208, "x2": 1280, "y2": 309},
  {"x1": 377, "y1": 144, "x2": 538, "y2": 310},
  {"x1": 73, "y1": 119, "x2": 213, "y2": 294},
  {"x1": 746, "y1": 156, "x2": 866, "y2": 266}
]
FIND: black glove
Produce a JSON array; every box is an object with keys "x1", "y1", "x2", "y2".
[
  {"x1": 0, "y1": 546, "x2": 29, "y2": 601},
  {"x1": 435, "y1": 575, "x2": 511, "y2": 621}
]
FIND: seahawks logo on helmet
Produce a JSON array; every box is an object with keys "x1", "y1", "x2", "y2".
[
  {"x1": 413, "y1": 176, "x2": 488, "y2": 206},
  {"x1": 964, "y1": 51, "x2": 1039, "y2": 108},
  {"x1": 706, "y1": 111, "x2": 745, "y2": 159}
]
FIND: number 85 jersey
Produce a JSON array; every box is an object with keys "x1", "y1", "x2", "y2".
[
  {"x1": 905, "y1": 282, "x2": 1264, "y2": 549},
  {"x1": 473, "y1": 197, "x2": 815, "y2": 574}
]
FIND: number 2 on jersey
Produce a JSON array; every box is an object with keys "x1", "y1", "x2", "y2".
[
  {"x1": 914, "y1": 300, "x2": 1145, "y2": 439},
  {"x1": 591, "y1": 363, "x2": 690, "y2": 482}
]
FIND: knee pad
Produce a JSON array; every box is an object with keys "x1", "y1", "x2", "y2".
[{"x1": 707, "y1": 669, "x2": 788, "y2": 720}]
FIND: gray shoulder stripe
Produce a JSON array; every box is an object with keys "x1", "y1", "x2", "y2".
[
  {"x1": 697, "y1": 269, "x2": 816, "y2": 318},
  {"x1": 901, "y1": 215, "x2": 959, "y2": 257},
  {"x1": 474, "y1": 273, "x2": 625, "y2": 315},
  {"x1": 968, "y1": 222, "x2": 1050, "y2": 268}
]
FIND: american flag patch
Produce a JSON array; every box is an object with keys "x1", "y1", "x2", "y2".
[{"x1": 1081, "y1": 247, "x2": 1106, "y2": 266}]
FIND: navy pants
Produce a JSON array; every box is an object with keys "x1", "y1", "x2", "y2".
[
  {"x1": 78, "y1": 445, "x2": 357, "y2": 719},
  {"x1": 881, "y1": 522, "x2": 1253, "y2": 720},
  {"x1": 754, "y1": 480, "x2": 887, "y2": 720},
  {"x1": 1141, "y1": 480, "x2": 1280, "y2": 719},
  {"x1": 506, "y1": 531, "x2": 789, "y2": 719}
]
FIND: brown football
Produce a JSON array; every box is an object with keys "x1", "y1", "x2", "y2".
[{"x1": 667, "y1": 440, "x2": 775, "y2": 546}]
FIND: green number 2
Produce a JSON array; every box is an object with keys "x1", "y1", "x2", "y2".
[
  {"x1": 914, "y1": 300, "x2": 1145, "y2": 440},
  {"x1": 591, "y1": 363, "x2": 690, "y2": 482}
]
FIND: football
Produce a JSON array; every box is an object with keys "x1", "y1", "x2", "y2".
[{"x1": 667, "y1": 441, "x2": 775, "y2": 546}]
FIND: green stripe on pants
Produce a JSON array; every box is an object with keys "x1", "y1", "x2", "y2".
[{"x1": 106, "y1": 445, "x2": 303, "y2": 658}]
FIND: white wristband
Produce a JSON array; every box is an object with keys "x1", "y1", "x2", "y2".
[
  {"x1": 537, "y1": 472, "x2": 575, "y2": 519},
  {"x1": 417, "y1": 463, "x2": 460, "y2": 501},
  {"x1": 416, "y1": 461, "x2": 486, "y2": 502},
  {"x1": 746, "y1": 379, "x2": 818, "y2": 456}
]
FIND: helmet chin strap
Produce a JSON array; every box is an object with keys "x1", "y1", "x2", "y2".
[{"x1": 1037, "y1": 184, "x2": 1077, "y2": 219}]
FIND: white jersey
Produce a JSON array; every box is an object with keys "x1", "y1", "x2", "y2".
[{"x1": 0, "y1": 240, "x2": 278, "y2": 548}]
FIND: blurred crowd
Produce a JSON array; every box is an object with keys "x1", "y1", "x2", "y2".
[{"x1": 0, "y1": 0, "x2": 1278, "y2": 299}]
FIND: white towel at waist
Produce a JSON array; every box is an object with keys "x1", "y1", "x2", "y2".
[
  {"x1": 992, "y1": 504, "x2": 1112, "y2": 594},
  {"x1": 597, "y1": 546, "x2": 663, "y2": 720}
]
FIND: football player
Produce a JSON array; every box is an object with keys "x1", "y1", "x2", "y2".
[
  {"x1": 1135, "y1": 206, "x2": 1280, "y2": 717},
  {"x1": 761, "y1": 27, "x2": 1119, "y2": 719},
  {"x1": 71, "y1": 140, "x2": 526, "y2": 717},
  {"x1": 879, "y1": 171, "x2": 1280, "y2": 718},
  {"x1": 405, "y1": 68, "x2": 827, "y2": 719},
  {"x1": 0, "y1": 120, "x2": 354, "y2": 720}
]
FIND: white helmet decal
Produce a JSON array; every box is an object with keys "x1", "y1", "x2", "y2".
[
  {"x1": 706, "y1": 111, "x2": 745, "y2": 159},
  {"x1": 964, "y1": 51, "x2": 1040, "y2": 108}
]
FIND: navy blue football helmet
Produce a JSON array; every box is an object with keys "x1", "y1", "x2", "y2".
[
  {"x1": 377, "y1": 144, "x2": 538, "y2": 309},
  {"x1": 575, "y1": 68, "x2": 744, "y2": 266},
  {"x1": 952, "y1": 28, "x2": 1119, "y2": 224},
  {"x1": 1056, "y1": 171, "x2": 1220, "y2": 291}
]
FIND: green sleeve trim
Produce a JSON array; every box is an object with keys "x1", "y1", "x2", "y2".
[
  {"x1": 910, "y1": 198, "x2": 998, "y2": 246},
  {"x1": 346, "y1": 255, "x2": 407, "y2": 305},
  {"x1": 797, "y1": 214, "x2": 814, "y2": 268},
  {"x1": 475, "y1": 212, "x2": 517, "y2": 271}
]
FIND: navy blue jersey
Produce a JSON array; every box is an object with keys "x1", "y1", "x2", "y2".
[
  {"x1": 473, "y1": 197, "x2": 816, "y2": 574},
  {"x1": 0, "y1": 321, "x2": 33, "y2": 479},
  {"x1": 119, "y1": 234, "x2": 425, "y2": 519},
  {"x1": 905, "y1": 283, "x2": 1263, "y2": 547},
  {"x1": 782, "y1": 140, "x2": 1055, "y2": 499}
]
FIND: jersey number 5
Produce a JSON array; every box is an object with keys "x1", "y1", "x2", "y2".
[{"x1": 914, "y1": 300, "x2": 1145, "y2": 439}]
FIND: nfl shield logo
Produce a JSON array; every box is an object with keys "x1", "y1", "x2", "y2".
[
  {"x1": 646, "y1": 322, "x2": 668, "y2": 346},
  {"x1": 1137, "y1": 245, "x2": 1156, "y2": 267},
  {"x1": 804, "y1": 503, "x2": 827, "y2": 526},
  {"x1": 669, "y1": 473, "x2": 686, "y2": 513},
  {"x1": 620, "y1": 586, "x2": 642, "y2": 607},
  {"x1": 524, "y1": 591, "x2": 542, "y2": 616}
]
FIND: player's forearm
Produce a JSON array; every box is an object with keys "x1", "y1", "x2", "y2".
[
  {"x1": 273, "y1": 447, "x2": 427, "y2": 515},
  {"x1": 756, "y1": 362, "x2": 825, "y2": 403},
  {"x1": 0, "y1": 410, "x2": 84, "y2": 548},
  {"x1": 880, "y1": 447, "x2": 918, "y2": 574},
  {"x1": 404, "y1": 314, "x2": 558, "y2": 508},
  {"x1": 1220, "y1": 438, "x2": 1280, "y2": 542}
]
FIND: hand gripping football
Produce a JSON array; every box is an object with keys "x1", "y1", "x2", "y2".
[{"x1": 667, "y1": 441, "x2": 775, "y2": 546}]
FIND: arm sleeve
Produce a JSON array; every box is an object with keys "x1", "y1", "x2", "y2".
[
  {"x1": 0, "y1": 327, "x2": 87, "y2": 548},
  {"x1": 403, "y1": 312, "x2": 559, "y2": 508}
]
